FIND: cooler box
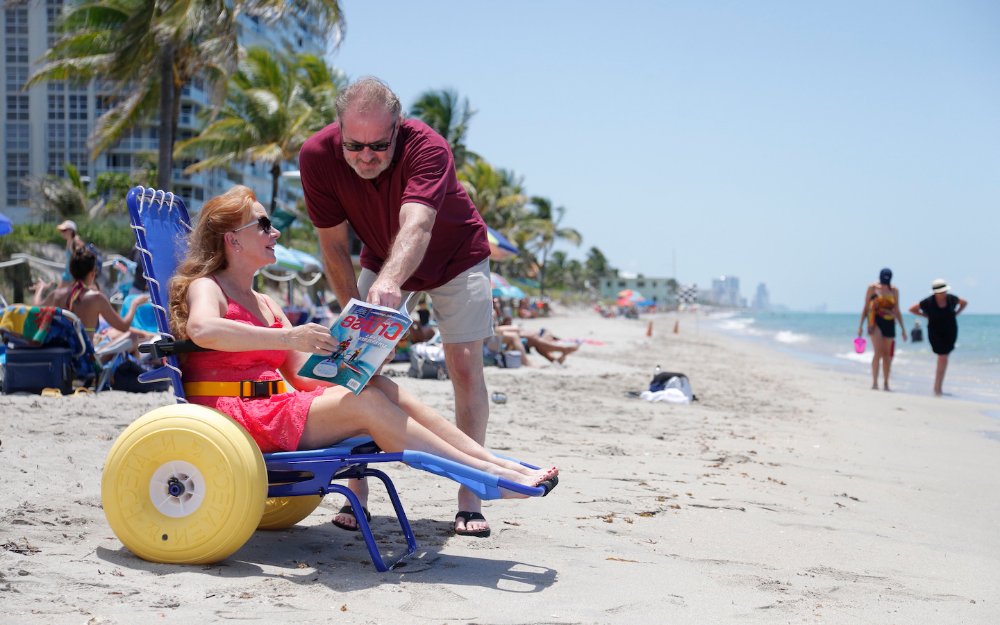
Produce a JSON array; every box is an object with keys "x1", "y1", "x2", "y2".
[
  {"x1": 500, "y1": 350, "x2": 522, "y2": 368},
  {"x1": 2, "y1": 346, "x2": 74, "y2": 395}
]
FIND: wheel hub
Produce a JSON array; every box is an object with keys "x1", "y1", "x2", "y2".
[{"x1": 149, "y1": 461, "x2": 205, "y2": 518}]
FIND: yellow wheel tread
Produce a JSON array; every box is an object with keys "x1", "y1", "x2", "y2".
[
  {"x1": 257, "y1": 495, "x2": 323, "y2": 530},
  {"x1": 101, "y1": 404, "x2": 267, "y2": 564}
]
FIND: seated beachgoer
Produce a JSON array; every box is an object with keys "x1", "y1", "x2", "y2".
[
  {"x1": 167, "y1": 185, "x2": 558, "y2": 512},
  {"x1": 516, "y1": 298, "x2": 535, "y2": 319},
  {"x1": 406, "y1": 301, "x2": 436, "y2": 344},
  {"x1": 38, "y1": 247, "x2": 153, "y2": 356},
  {"x1": 493, "y1": 323, "x2": 531, "y2": 366}
]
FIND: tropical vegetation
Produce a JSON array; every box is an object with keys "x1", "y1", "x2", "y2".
[
  {"x1": 29, "y1": 0, "x2": 344, "y2": 190},
  {"x1": 13, "y1": 1, "x2": 620, "y2": 304},
  {"x1": 175, "y1": 47, "x2": 347, "y2": 214}
]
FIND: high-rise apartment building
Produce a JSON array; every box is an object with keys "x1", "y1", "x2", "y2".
[
  {"x1": 1, "y1": 1, "x2": 330, "y2": 222},
  {"x1": 711, "y1": 274, "x2": 744, "y2": 307}
]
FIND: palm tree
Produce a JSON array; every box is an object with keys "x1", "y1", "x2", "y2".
[
  {"x1": 297, "y1": 51, "x2": 346, "y2": 129},
  {"x1": 585, "y1": 246, "x2": 616, "y2": 286},
  {"x1": 525, "y1": 196, "x2": 582, "y2": 296},
  {"x1": 409, "y1": 88, "x2": 478, "y2": 169},
  {"x1": 458, "y1": 156, "x2": 527, "y2": 230},
  {"x1": 545, "y1": 250, "x2": 569, "y2": 289},
  {"x1": 30, "y1": 1, "x2": 237, "y2": 190},
  {"x1": 29, "y1": 0, "x2": 344, "y2": 191},
  {"x1": 21, "y1": 163, "x2": 92, "y2": 221},
  {"x1": 174, "y1": 48, "x2": 343, "y2": 213}
]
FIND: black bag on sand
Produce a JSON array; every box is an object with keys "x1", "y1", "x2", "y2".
[{"x1": 110, "y1": 357, "x2": 170, "y2": 393}]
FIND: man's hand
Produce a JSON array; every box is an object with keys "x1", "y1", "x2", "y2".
[{"x1": 366, "y1": 277, "x2": 403, "y2": 310}]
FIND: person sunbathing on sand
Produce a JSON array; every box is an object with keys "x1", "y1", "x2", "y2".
[{"x1": 495, "y1": 324, "x2": 580, "y2": 366}]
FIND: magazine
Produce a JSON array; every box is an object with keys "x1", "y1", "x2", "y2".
[{"x1": 297, "y1": 298, "x2": 413, "y2": 394}]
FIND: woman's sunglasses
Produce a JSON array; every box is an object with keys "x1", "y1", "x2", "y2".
[{"x1": 232, "y1": 215, "x2": 274, "y2": 234}]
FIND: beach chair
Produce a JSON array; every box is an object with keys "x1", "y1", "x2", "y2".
[
  {"x1": 121, "y1": 293, "x2": 160, "y2": 334},
  {"x1": 0, "y1": 304, "x2": 130, "y2": 394},
  {"x1": 101, "y1": 186, "x2": 551, "y2": 571}
]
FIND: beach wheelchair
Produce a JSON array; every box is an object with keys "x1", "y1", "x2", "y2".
[{"x1": 100, "y1": 187, "x2": 551, "y2": 570}]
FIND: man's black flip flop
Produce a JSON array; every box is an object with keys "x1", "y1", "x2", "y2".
[
  {"x1": 454, "y1": 511, "x2": 491, "y2": 538},
  {"x1": 332, "y1": 504, "x2": 371, "y2": 532}
]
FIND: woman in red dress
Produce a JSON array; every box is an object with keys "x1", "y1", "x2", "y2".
[{"x1": 167, "y1": 185, "x2": 557, "y2": 502}]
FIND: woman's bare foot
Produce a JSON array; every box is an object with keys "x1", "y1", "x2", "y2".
[{"x1": 500, "y1": 470, "x2": 559, "y2": 499}]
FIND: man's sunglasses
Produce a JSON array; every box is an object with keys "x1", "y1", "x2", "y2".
[
  {"x1": 342, "y1": 123, "x2": 397, "y2": 152},
  {"x1": 233, "y1": 215, "x2": 274, "y2": 234}
]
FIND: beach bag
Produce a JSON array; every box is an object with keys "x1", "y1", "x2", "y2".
[
  {"x1": 2, "y1": 346, "x2": 74, "y2": 395},
  {"x1": 408, "y1": 342, "x2": 449, "y2": 380}
]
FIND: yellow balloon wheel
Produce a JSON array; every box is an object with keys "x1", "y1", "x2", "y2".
[
  {"x1": 257, "y1": 495, "x2": 323, "y2": 531},
  {"x1": 101, "y1": 404, "x2": 267, "y2": 564}
]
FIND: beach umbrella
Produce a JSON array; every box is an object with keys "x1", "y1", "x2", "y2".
[
  {"x1": 486, "y1": 226, "x2": 518, "y2": 261},
  {"x1": 616, "y1": 289, "x2": 644, "y2": 306},
  {"x1": 270, "y1": 243, "x2": 322, "y2": 273},
  {"x1": 0, "y1": 212, "x2": 12, "y2": 236},
  {"x1": 617, "y1": 288, "x2": 643, "y2": 300},
  {"x1": 490, "y1": 273, "x2": 526, "y2": 299}
]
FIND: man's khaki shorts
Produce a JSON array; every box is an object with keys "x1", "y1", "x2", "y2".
[{"x1": 358, "y1": 258, "x2": 493, "y2": 344}]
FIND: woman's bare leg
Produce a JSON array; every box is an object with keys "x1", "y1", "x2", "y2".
[
  {"x1": 870, "y1": 351, "x2": 879, "y2": 389},
  {"x1": 299, "y1": 384, "x2": 555, "y2": 497},
  {"x1": 881, "y1": 337, "x2": 894, "y2": 390},
  {"x1": 934, "y1": 354, "x2": 948, "y2": 396},
  {"x1": 525, "y1": 335, "x2": 579, "y2": 364},
  {"x1": 369, "y1": 376, "x2": 554, "y2": 478},
  {"x1": 869, "y1": 329, "x2": 882, "y2": 389}
]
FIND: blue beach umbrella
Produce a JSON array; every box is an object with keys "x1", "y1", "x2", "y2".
[
  {"x1": 491, "y1": 273, "x2": 526, "y2": 299},
  {"x1": 486, "y1": 226, "x2": 518, "y2": 261}
]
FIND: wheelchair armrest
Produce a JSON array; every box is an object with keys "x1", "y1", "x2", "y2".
[{"x1": 139, "y1": 337, "x2": 209, "y2": 359}]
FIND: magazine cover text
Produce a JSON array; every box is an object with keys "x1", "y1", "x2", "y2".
[{"x1": 297, "y1": 299, "x2": 412, "y2": 394}]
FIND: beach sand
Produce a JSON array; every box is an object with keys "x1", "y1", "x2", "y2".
[{"x1": 2, "y1": 307, "x2": 998, "y2": 624}]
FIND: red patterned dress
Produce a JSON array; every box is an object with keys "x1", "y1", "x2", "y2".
[{"x1": 183, "y1": 297, "x2": 325, "y2": 452}]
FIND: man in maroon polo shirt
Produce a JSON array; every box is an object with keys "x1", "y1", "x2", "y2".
[{"x1": 300, "y1": 76, "x2": 496, "y2": 538}]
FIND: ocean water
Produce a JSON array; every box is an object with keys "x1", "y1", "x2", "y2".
[{"x1": 705, "y1": 310, "x2": 1000, "y2": 405}]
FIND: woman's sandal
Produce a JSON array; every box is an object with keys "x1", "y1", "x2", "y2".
[
  {"x1": 454, "y1": 511, "x2": 491, "y2": 538},
  {"x1": 331, "y1": 504, "x2": 371, "y2": 532}
]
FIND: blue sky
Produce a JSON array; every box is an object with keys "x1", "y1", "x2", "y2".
[{"x1": 330, "y1": 1, "x2": 999, "y2": 312}]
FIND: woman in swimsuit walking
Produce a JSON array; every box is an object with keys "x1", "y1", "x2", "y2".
[{"x1": 858, "y1": 267, "x2": 907, "y2": 390}]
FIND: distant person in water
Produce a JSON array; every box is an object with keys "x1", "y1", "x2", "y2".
[
  {"x1": 909, "y1": 279, "x2": 967, "y2": 396},
  {"x1": 910, "y1": 320, "x2": 923, "y2": 343},
  {"x1": 858, "y1": 267, "x2": 907, "y2": 391}
]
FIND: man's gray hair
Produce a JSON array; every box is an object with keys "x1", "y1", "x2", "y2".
[{"x1": 335, "y1": 76, "x2": 402, "y2": 120}]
